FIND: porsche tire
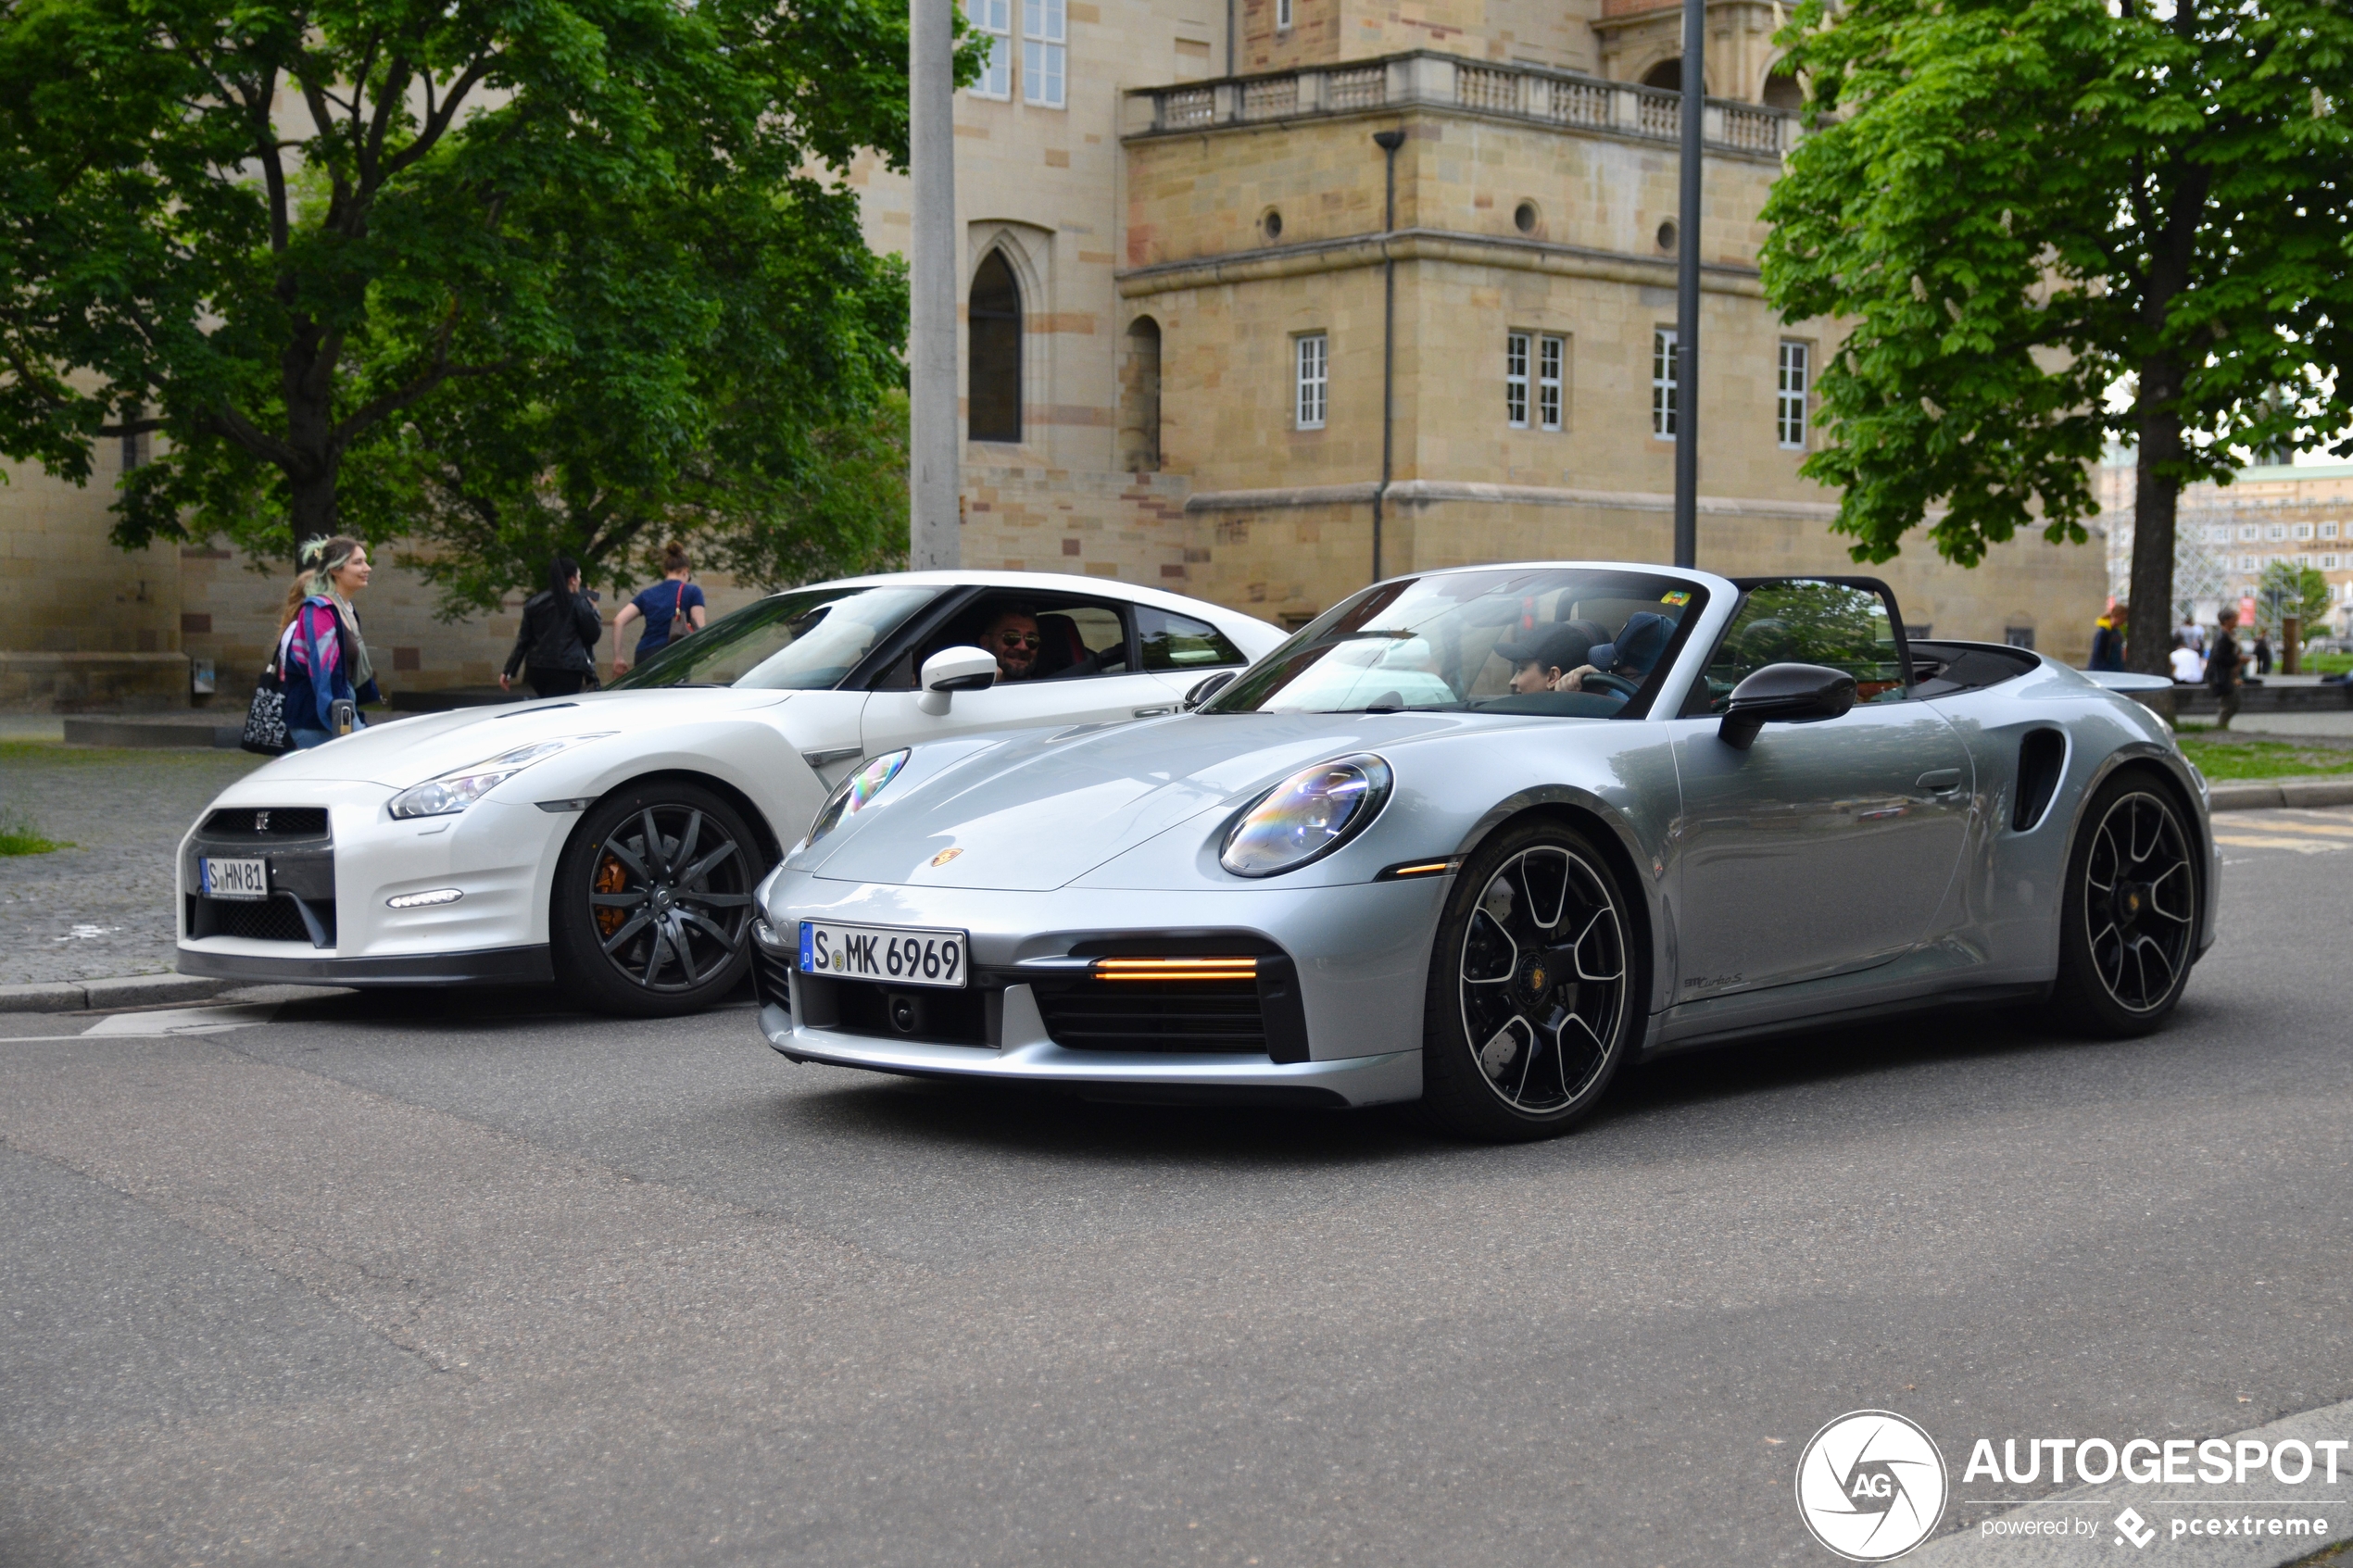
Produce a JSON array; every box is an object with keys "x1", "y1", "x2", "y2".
[
  {"x1": 2053, "y1": 771, "x2": 2200, "y2": 1037},
  {"x1": 552, "y1": 783, "x2": 762, "y2": 1017},
  {"x1": 1420, "y1": 818, "x2": 1639, "y2": 1141}
]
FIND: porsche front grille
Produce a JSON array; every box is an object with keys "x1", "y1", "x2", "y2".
[{"x1": 1036, "y1": 978, "x2": 1269, "y2": 1054}]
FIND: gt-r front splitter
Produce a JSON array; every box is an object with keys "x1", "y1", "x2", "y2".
[{"x1": 761, "y1": 998, "x2": 1423, "y2": 1109}]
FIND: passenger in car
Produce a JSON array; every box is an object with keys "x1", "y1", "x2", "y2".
[{"x1": 982, "y1": 608, "x2": 1043, "y2": 681}]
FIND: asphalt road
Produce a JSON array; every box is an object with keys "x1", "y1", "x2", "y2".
[{"x1": 2, "y1": 809, "x2": 2348, "y2": 1568}]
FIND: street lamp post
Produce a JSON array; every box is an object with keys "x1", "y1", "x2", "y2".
[
  {"x1": 909, "y1": 0, "x2": 960, "y2": 569},
  {"x1": 1672, "y1": 0, "x2": 1705, "y2": 571}
]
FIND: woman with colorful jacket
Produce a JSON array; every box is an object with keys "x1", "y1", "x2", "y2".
[{"x1": 275, "y1": 535, "x2": 381, "y2": 749}]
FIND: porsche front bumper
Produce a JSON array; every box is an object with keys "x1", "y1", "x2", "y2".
[{"x1": 754, "y1": 875, "x2": 1449, "y2": 1108}]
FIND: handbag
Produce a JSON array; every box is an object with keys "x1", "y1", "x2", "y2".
[
  {"x1": 240, "y1": 651, "x2": 290, "y2": 755},
  {"x1": 669, "y1": 579, "x2": 695, "y2": 642}
]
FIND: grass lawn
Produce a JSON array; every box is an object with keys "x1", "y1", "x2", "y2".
[{"x1": 2175, "y1": 733, "x2": 2353, "y2": 781}]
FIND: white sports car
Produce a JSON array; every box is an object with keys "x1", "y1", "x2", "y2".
[{"x1": 175, "y1": 571, "x2": 1284, "y2": 1014}]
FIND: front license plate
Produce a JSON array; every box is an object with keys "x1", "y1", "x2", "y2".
[
  {"x1": 799, "y1": 921, "x2": 967, "y2": 990},
  {"x1": 201, "y1": 857, "x2": 270, "y2": 901}
]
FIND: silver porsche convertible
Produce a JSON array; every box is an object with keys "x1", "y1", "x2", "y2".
[{"x1": 749, "y1": 563, "x2": 2215, "y2": 1140}]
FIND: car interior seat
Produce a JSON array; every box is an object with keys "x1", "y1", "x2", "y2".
[{"x1": 1030, "y1": 613, "x2": 1096, "y2": 680}]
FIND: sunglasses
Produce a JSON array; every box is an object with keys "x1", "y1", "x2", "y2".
[{"x1": 994, "y1": 632, "x2": 1042, "y2": 648}]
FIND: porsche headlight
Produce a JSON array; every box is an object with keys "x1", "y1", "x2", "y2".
[
  {"x1": 386, "y1": 735, "x2": 614, "y2": 821},
  {"x1": 1220, "y1": 753, "x2": 1392, "y2": 877},
  {"x1": 803, "y1": 749, "x2": 910, "y2": 848}
]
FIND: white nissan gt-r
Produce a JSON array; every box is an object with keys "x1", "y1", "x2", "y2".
[{"x1": 175, "y1": 571, "x2": 1284, "y2": 1014}]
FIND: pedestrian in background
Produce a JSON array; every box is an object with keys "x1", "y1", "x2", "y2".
[
  {"x1": 2253, "y1": 631, "x2": 2273, "y2": 675},
  {"x1": 500, "y1": 556, "x2": 601, "y2": 698},
  {"x1": 611, "y1": 541, "x2": 708, "y2": 678},
  {"x1": 2208, "y1": 607, "x2": 2246, "y2": 731},
  {"x1": 277, "y1": 535, "x2": 380, "y2": 748},
  {"x1": 2089, "y1": 601, "x2": 2129, "y2": 671},
  {"x1": 2168, "y1": 633, "x2": 2204, "y2": 684}
]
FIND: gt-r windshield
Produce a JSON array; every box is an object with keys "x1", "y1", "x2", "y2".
[
  {"x1": 608, "y1": 584, "x2": 938, "y2": 691},
  {"x1": 1206, "y1": 569, "x2": 1705, "y2": 718}
]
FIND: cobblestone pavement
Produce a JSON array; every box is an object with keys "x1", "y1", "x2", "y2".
[{"x1": 0, "y1": 741, "x2": 264, "y2": 985}]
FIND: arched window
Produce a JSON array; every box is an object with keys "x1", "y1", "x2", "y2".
[
  {"x1": 1120, "y1": 316, "x2": 1162, "y2": 473},
  {"x1": 1641, "y1": 58, "x2": 1681, "y2": 92},
  {"x1": 968, "y1": 251, "x2": 1023, "y2": 444},
  {"x1": 1762, "y1": 68, "x2": 1802, "y2": 111}
]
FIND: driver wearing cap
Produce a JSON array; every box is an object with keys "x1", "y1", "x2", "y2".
[{"x1": 1495, "y1": 621, "x2": 1604, "y2": 696}]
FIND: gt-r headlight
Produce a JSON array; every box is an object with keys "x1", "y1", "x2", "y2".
[
  {"x1": 386, "y1": 735, "x2": 615, "y2": 821},
  {"x1": 1220, "y1": 753, "x2": 1392, "y2": 878},
  {"x1": 802, "y1": 749, "x2": 910, "y2": 848}
]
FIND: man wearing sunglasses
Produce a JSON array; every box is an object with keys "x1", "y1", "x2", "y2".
[{"x1": 982, "y1": 607, "x2": 1044, "y2": 682}]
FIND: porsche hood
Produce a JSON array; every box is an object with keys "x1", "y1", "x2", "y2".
[
  {"x1": 249, "y1": 686, "x2": 794, "y2": 788},
  {"x1": 799, "y1": 712, "x2": 1469, "y2": 893}
]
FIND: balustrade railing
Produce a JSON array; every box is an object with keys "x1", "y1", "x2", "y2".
[{"x1": 1125, "y1": 50, "x2": 1794, "y2": 158}]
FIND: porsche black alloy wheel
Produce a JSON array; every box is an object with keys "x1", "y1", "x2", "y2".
[
  {"x1": 553, "y1": 784, "x2": 761, "y2": 1016},
  {"x1": 1421, "y1": 818, "x2": 1637, "y2": 1140},
  {"x1": 2055, "y1": 774, "x2": 2199, "y2": 1035}
]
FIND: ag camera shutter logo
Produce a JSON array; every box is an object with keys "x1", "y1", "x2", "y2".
[{"x1": 1796, "y1": 1410, "x2": 1949, "y2": 1562}]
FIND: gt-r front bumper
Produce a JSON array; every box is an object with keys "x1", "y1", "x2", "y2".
[{"x1": 755, "y1": 874, "x2": 1450, "y2": 1108}]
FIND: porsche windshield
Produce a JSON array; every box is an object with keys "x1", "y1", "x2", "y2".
[
  {"x1": 1206, "y1": 569, "x2": 1705, "y2": 717},
  {"x1": 608, "y1": 584, "x2": 937, "y2": 691}
]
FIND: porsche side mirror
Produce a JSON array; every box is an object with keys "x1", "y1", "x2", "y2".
[
  {"x1": 917, "y1": 646, "x2": 998, "y2": 716},
  {"x1": 1183, "y1": 670, "x2": 1239, "y2": 710},
  {"x1": 1718, "y1": 661, "x2": 1857, "y2": 750}
]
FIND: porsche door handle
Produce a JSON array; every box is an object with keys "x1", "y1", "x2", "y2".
[
  {"x1": 1133, "y1": 705, "x2": 1177, "y2": 718},
  {"x1": 1917, "y1": 769, "x2": 1963, "y2": 795}
]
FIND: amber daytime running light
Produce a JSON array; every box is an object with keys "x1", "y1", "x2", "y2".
[{"x1": 1089, "y1": 957, "x2": 1262, "y2": 982}]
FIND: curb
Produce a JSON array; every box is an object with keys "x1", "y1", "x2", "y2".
[
  {"x1": 2209, "y1": 778, "x2": 2353, "y2": 812},
  {"x1": 0, "y1": 974, "x2": 231, "y2": 1015}
]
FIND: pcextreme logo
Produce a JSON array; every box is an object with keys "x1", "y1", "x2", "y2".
[{"x1": 1796, "y1": 1410, "x2": 1950, "y2": 1562}]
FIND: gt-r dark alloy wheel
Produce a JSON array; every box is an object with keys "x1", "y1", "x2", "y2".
[
  {"x1": 553, "y1": 784, "x2": 762, "y2": 1016},
  {"x1": 1421, "y1": 818, "x2": 1638, "y2": 1140},
  {"x1": 2055, "y1": 773, "x2": 2199, "y2": 1035}
]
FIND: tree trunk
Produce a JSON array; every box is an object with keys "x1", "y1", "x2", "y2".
[
  {"x1": 287, "y1": 462, "x2": 340, "y2": 553},
  {"x1": 2125, "y1": 363, "x2": 2184, "y2": 678}
]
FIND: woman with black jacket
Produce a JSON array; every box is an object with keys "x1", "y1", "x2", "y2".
[{"x1": 500, "y1": 556, "x2": 603, "y2": 698}]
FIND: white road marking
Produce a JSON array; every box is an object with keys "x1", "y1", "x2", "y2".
[{"x1": 79, "y1": 1004, "x2": 281, "y2": 1037}]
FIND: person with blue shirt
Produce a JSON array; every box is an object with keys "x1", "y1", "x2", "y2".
[
  {"x1": 610, "y1": 541, "x2": 708, "y2": 677},
  {"x1": 275, "y1": 535, "x2": 381, "y2": 748}
]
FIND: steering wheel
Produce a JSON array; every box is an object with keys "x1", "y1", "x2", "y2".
[{"x1": 1579, "y1": 671, "x2": 1639, "y2": 698}]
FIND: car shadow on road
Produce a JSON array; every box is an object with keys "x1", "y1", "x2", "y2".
[{"x1": 769, "y1": 992, "x2": 2208, "y2": 1169}]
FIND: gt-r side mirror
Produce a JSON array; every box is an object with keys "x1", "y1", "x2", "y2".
[
  {"x1": 917, "y1": 646, "x2": 999, "y2": 715},
  {"x1": 1183, "y1": 670, "x2": 1239, "y2": 710},
  {"x1": 1718, "y1": 661, "x2": 1857, "y2": 750}
]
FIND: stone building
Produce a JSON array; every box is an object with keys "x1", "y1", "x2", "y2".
[
  {"x1": 2100, "y1": 451, "x2": 2353, "y2": 638},
  {"x1": 0, "y1": 0, "x2": 2107, "y2": 712}
]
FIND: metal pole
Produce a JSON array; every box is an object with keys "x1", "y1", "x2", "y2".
[
  {"x1": 1372, "y1": 128, "x2": 1403, "y2": 583},
  {"x1": 1672, "y1": 0, "x2": 1704, "y2": 570},
  {"x1": 909, "y1": 0, "x2": 960, "y2": 569}
]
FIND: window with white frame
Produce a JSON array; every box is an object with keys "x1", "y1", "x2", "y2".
[
  {"x1": 2325, "y1": 554, "x2": 2342, "y2": 571},
  {"x1": 1538, "y1": 334, "x2": 1563, "y2": 432},
  {"x1": 1024, "y1": 0, "x2": 1065, "y2": 108},
  {"x1": 2208, "y1": 526, "x2": 2231, "y2": 544},
  {"x1": 1277, "y1": 0, "x2": 1294, "y2": 29},
  {"x1": 1295, "y1": 332, "x2": 1327, "y2": 430},
  {"x1": 2297, "y1": 554, "x2": 2312, "y2": 568},
  {"x1": 1653, "y1": 329, "x2": 1678, "y2": 439},
  {"x1": 2295, "y1": 522, "x2": 2315, "y2": 539},
  {"x1": 970, "y1": 0, "x2": 1011, "y2": 97},
  {"x1": 2268, "y1": 522, "x2": 2287, "y2": 540},
  {"x1": 1777, "y1": 341, "x2": 1810, "y2": 448},
  {"x1": 1505, "y1": 332, "x2": 1530, "y2": 428},
  {"x1": 2240, "y1": 524, "x2": 2259, "y2": 541},
  {"x1": 2240, "y1": 555, "x2": 2257, "y2": 571}
]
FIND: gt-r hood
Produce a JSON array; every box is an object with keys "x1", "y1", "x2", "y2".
[
  {"x1": 802, "y1": 711, "x2": 1473, "y2": 892},
  {"x1": 249, "y1": 686, "x2": 794, "y2": 788}
]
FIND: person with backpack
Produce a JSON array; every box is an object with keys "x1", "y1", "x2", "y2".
[
  {"x1": 499, "y1": 556, "x2": 603, "y2": 698},
  {"x1": 275, "y1": 535, "x2": 381, "y2": 749},
  {"x1": 2089, "y1": 601, "x2": 2128, "y2": 671},
  {"x1": 610, "y1": 541, "x2": 708, "y2": 677}
]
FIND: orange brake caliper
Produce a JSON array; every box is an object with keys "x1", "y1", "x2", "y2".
[{"x1": 594, "y1": 852, "x2": 629, "y2": 938}]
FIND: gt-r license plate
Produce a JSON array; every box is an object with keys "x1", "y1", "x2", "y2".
[
  {"x1": 201, "y1": 857, "x2": 270, "y2": 901},
  {"x1": 799, "y1": 921, "x2": 967, "y2": 990}
]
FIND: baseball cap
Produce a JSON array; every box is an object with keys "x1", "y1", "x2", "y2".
[{"x1": 1588, "y1": 611, "x2": 1672, "y2": 676}]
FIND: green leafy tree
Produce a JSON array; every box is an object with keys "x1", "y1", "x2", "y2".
[
  {"x1": 1760, "y1": 0, "x2": 2353, "y2": 673},
  {"x1": 0, "y1": 0, "x2": 940, "y2": 588},
  {"x1": 2254, "y1": 558, "x2": 2332, "y2": 641}
]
